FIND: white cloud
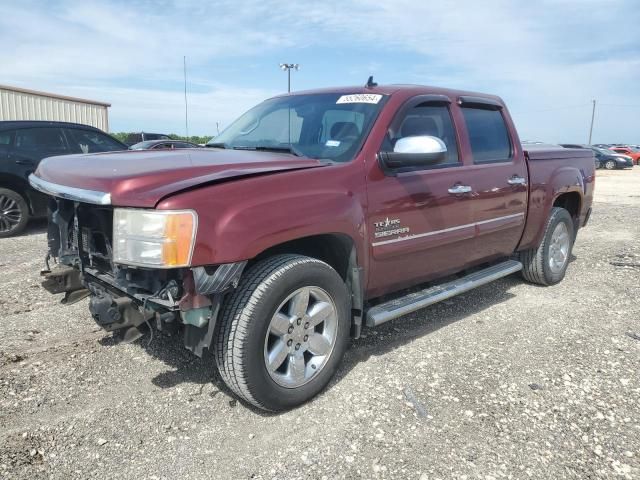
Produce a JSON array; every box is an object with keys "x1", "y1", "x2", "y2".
[{"x1": 1, "y1": 0, "x2": 639, "y2": 142}]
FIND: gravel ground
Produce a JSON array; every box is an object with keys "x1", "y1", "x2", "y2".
[{"x1": 1, "y1": 168, "x2": 639, "y2": 480}]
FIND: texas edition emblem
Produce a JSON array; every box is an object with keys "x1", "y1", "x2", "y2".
[{"x1": 373, "y1": 217, "x2": 410, "y2": 239}]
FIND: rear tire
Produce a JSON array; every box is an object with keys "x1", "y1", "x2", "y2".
[
  {"x1": 519, "y1": 207, "x2": 575, "y2": 286},
  {"x1": 0, "y1": 188, "x2": 29, "y2": 238},
  {"x1": 214, "y1": 254, "x2": 350, "y2": 411}
]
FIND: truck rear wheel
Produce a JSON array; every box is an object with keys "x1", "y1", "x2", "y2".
[
  {"x1": 0, "y1": 188, "x2": 29, "y2": 238},
  {"x1": 214, "y1": 254, "x2": 350, "y2": 411},
  {"x1": 519, "y1": 207, "x2": 575, "y2": 286}
]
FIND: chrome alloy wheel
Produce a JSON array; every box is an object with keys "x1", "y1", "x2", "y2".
[
  {"x1": 263, "y1": 286, "x2": 339, "y2": 388},
  {"x1": 0, "y1": 194, "x2": 22, "y2": 234},
  {"x1": 548, "y1": 222, "x2": 570, "y2": 274}
]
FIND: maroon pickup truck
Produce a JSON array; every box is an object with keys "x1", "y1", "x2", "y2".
[{"x1": 29, "y1": 83, "x2": 594, "y2": 411}]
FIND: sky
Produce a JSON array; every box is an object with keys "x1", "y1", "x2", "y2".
[{"x1": 1, "y1": 0, "x2": 639, "y2": 144}]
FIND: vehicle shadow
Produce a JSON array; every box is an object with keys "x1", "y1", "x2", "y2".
[
  {"x1": 21, "y1": 218, "x2": 48, "y2": 236},
  {"x1": 334, "y1": 276, "x2": 519, "y2": 384},
  {"x1": 114, "y1": 274, "x2": 520, "y2": 415}
]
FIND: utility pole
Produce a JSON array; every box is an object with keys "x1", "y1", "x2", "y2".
[
  {"x1": 183, "y1": 56, "x2": 189, "y2": 139},
  {"x1": 279, "y1": 63, "x2": 299, "y2": 92},
  {"x1": 588, "y1": 99, "x2": 596, "y2": 145}
]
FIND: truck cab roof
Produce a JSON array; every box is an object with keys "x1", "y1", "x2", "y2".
[{"x1": 275, "y1": 83, "x2": 504, "y2": 104}]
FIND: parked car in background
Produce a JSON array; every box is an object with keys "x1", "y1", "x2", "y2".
[
  {"x1": 596, "y1": 149, "x2": 633, "y2": 169},
  {"x1": 124, "y1": 132, "x2": 170, "y2": 146},
  {"x1": 0, "y1": 121, "x2": 127, "y2": 237},
  {"x1": 130, "y1": 139, "x2": 201, "y2": 150},
  {"x1": 559, "y1": 144, "x2": 633, "y2": 170},
  {"x1": 609, "y1": 146, "x2": 640, "y2": 165}
]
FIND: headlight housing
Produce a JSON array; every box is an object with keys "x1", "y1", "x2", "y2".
[{"x1": 113, "y1": 209, "x2": 197, "y2": 268}]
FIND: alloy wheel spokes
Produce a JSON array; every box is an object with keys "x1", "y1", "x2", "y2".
[
  {"x1": 264, "y1": 286, "x2": 339, "y2": 388},
  {"x1": 0, "y1": 195, "x2": 21, "y2": 232},
  {"x1": 548, "y1": 222, "x2": 570, "y2": 273},
  {"x1": 288, "y1": 287, "x2": 310, "y2": 318}
]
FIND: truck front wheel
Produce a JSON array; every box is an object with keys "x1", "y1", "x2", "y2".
[
  {"x1": 214, "y1": 254, "x2": 350, "y2": 411},
  {"x1": 519, "y1": 207, "x2": 575, "y2": 286}
]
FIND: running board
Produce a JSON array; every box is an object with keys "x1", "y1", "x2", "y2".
[{"x1": 365, "y1": 260, "x2": 522, "y2": 327}]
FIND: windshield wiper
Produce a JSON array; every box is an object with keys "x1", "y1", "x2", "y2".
[
  {"x1": 205, "y1": 142, "x2": 228, "y2": 149},
  {"x1": 231, "y1": 145, "x2": 304, "y2": 157}
]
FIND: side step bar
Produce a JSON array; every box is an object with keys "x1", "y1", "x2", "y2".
[{"x1": 365, "y1": 260, "x2": 522, "y2": 327}]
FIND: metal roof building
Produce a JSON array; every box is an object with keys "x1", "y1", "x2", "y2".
[{"x1": 0, "y1": 84, "x2": 110, "y2": 132}]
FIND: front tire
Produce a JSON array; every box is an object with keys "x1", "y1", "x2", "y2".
[
  {"x1": 519, "y1": 207, "x2": 575, "y2": 286},
  {"x1": 0, "y1": 188, "x2": 29, "y2": 238},
  {"x1": 214, "y1": 254, "x2": 350, "y2": 411},
  {"x1": 604, "y1": 159, "x2": 617, "y2": 170}
]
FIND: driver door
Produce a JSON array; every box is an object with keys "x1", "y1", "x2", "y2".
[{"x1": 365, "y1": 96, "x2": 476, "y2": 296}]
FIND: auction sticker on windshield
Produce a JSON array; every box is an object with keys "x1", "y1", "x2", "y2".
[{"x1": 336, "y1": 94, "x2": 383, "y2": 104}]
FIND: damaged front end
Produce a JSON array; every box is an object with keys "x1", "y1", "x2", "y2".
[{"x1": 41, "y1": 197, "x2": 245, "y2": 356}]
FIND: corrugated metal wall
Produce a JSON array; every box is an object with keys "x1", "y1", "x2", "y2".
[{"x1": 0, "y1": 86, "x2": 110, "y2": 131}]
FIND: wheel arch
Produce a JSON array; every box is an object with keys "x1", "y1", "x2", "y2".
[
  {"x1": 0, "y1": 173, "x2": 30, "y2": 200},
  {"x1": 553, "y1": 191, "x2": 581, "y2": 222},
  {"x1": 249, "y1": 233, "x2": 365, "y2": 337}
]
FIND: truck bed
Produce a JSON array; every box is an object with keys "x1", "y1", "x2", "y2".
[{"x1": 519, "y1": 144, "x2": 595, "y2": 251}]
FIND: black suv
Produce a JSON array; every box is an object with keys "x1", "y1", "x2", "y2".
[{"x1": 0, "y1": 121, "x2": 127, "y2": 237}]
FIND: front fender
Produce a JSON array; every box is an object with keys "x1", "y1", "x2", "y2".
[{"x1": 157, "y1": 164, "x2": 367, "y2": 269}]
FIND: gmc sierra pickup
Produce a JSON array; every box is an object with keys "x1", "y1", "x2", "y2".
[{"x1": 29, "y1": 83, "x2": 595, "y2": 411}]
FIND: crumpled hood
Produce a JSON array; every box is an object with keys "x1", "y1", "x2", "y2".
[{"x1": 33, "y1": 148, "x2": 325, "y2": 207}]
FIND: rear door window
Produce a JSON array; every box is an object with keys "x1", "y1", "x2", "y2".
[
  {"x1": 15, "y1": 128, "x2": 68, "y2": 156},
  {"x1": 0, "y1": 131, "x2": 13, "y2": 156},
  {"x1": 64, "y1": 129, "x2": 125, "y2": 153},
  {"x1": 461, "y1": 108, "x2": 512, "y2": 163}
]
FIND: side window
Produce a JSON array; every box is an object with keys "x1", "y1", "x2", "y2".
[
  {"x1": 383, "y1": 104, "x2": 459, "y2": 166},
  {"x1": 15, "y1": 128, "x2": 67, "y2": 154},
  {"x1": 0, "y1": 131, "x2": 13, "y2": 155},
  {"x1": 461, "y1": 107, "x2": 512, "y2": 163},
  {"x1": 65, "y1": 129, "x2": 125, "y2": 153}
]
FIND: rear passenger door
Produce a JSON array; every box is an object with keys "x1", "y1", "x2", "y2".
[
  {"x1": 0, "y1": 130, "x2": 14, "y2": 170},
  {"x1": 458, "y1": 99, "x2": 527, "y2": 261},
  {"x1": 11, "y1": 127, "x2": 69, "y2": 179}
]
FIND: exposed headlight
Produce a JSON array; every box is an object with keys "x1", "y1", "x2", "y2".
[{"x1": 113, "y1": 209, "x2": 197, "y2": 268}]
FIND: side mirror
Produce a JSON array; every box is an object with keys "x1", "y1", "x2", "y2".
[{"x1": 380, "y1": 136, "x2": 447, "y2": 170}]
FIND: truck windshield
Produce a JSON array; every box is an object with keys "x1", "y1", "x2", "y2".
[{"x1": 207, "y1": 93, "x2": 386, "y2": 162}]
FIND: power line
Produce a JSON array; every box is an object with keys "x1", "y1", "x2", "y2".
[
  {"x1": 599, "y1": 103, "x2": 640, "y2": 109},
  {"x1": 511, "y1": 103, "x2": 591, "y2": 115}
]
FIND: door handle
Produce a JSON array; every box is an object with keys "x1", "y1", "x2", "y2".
[
  {"x1": 448, "y1": 185, "x2": 472, "y2": 194},
  {"x1": 507, "y1": 175, "x2": 526, "y2": 185},
  {"x1": 15, "y1": 159, "x2": 35, "y2": 166}
]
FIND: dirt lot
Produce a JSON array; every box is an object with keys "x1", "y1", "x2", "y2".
[{"x1": 1, "y1": 168, "x2": 639, "y2": 480}]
